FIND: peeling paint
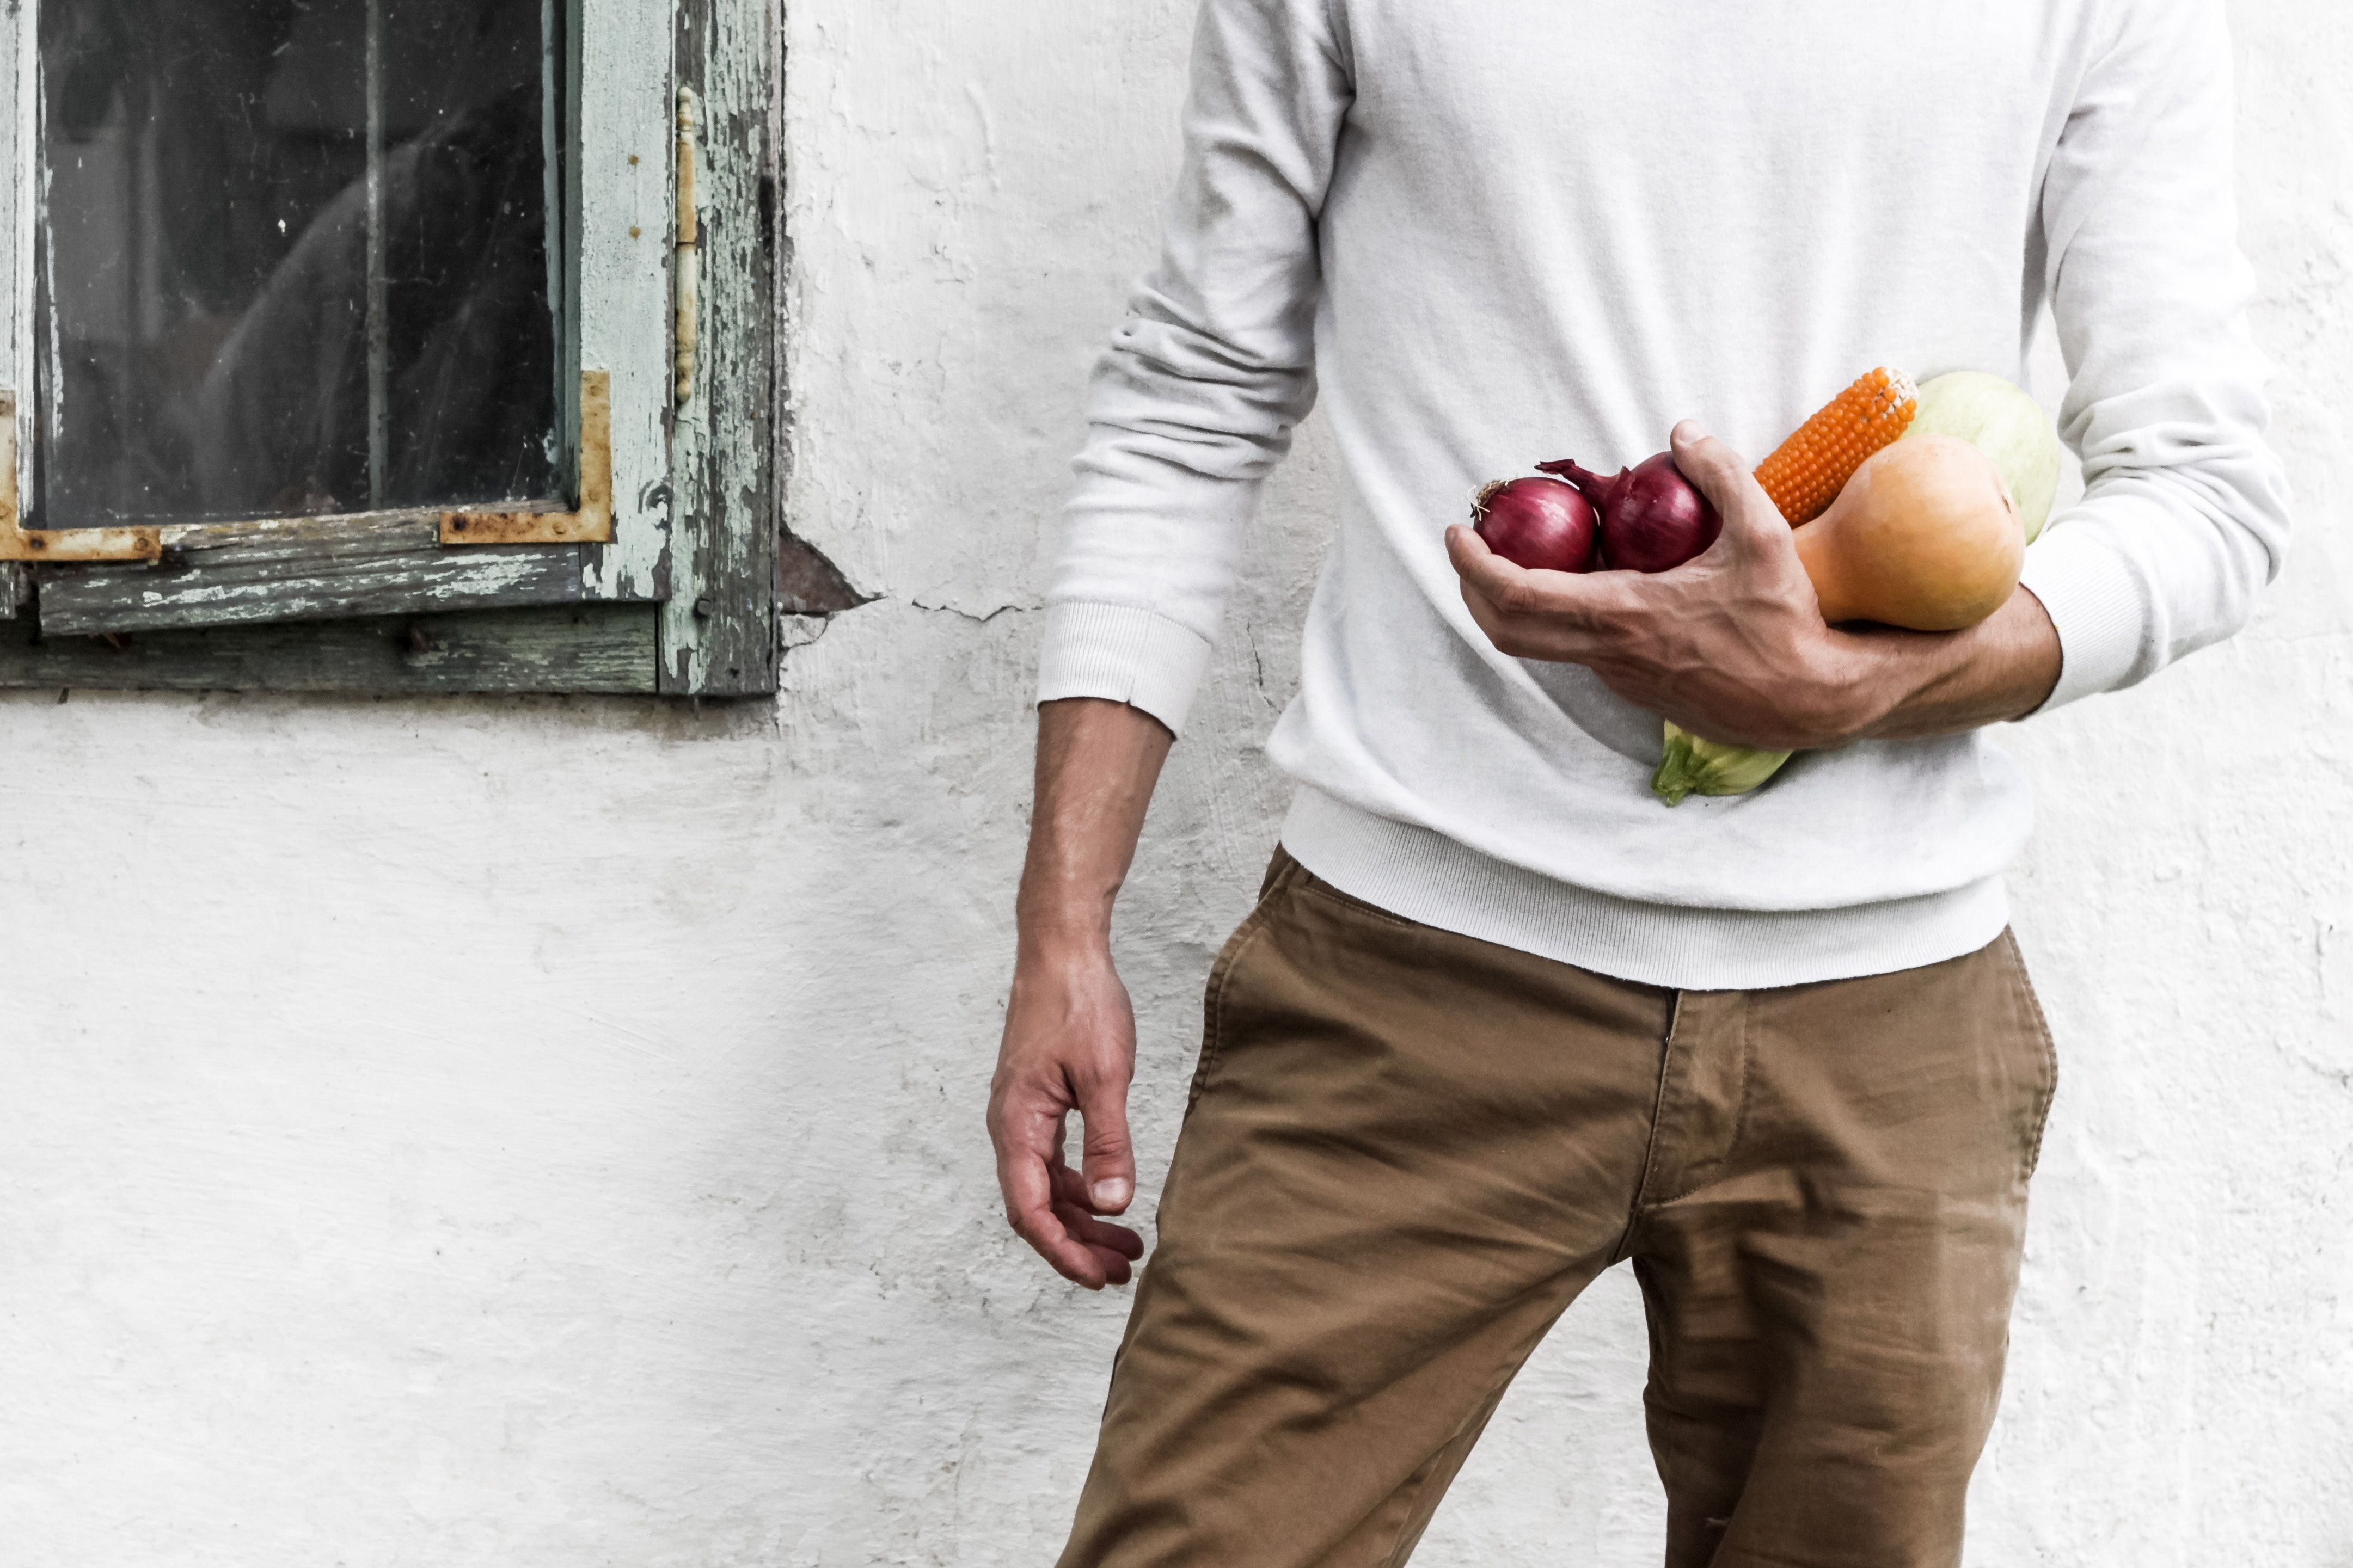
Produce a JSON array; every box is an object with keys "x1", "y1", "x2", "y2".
[{"x1": 0, "y1": 3, "x2": 2343, "y2": 1566}]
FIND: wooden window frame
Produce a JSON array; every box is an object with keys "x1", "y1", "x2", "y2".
[{"x1": 0, "y1": 0, "x2": 786, "y2": 697}]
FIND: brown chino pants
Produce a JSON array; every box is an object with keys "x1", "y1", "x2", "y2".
[{"x1": 1058, "y1": 851, "x2": 2057, "y2": 1568}]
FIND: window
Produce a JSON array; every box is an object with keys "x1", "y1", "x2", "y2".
[{"x1": 0, "y1": 0, "x2": 822, "y2": 696}]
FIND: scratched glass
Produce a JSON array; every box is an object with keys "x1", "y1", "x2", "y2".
[{"x1": 33, "y1": 0, "x2": 561, "y2": 527}]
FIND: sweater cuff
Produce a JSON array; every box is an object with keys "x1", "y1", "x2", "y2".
[
  {"x1": 1036, "y1": 601, "x2": 1216, "y2": 737},
  {"x1": 2016, "y1": 523, "x2": 2149, "y2": 715}
]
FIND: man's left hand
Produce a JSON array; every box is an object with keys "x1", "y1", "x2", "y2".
[{"x1": 1448, "y1": 420, "x2": 1895, "y2": 752}]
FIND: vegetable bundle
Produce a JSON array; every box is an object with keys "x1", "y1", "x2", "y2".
[{"x1": 1470, "y1": 367, "x2": 2066, "y2": 806}]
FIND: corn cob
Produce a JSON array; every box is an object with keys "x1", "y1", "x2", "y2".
[{"x1": 1754, "y1": 367, "x2": 1920, "y2": 526}]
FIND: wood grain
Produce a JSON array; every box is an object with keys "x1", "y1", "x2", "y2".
[
  {"x1": 36, "y1": 513, "x2": 592, "y2": 637},
  {"x1": 663, "y1": 0, "x2": 780, "y2": 695},
  {"x1": 0, "y1": 603, "x2": 659, "y2": 693}
]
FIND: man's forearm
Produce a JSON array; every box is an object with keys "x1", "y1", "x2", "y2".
[
  {"x1": 1842, "y1": 587, "x2": 2063, "y2": 742},
  {"x1": 1018, "y1": 699, "x2": 1176, "y2": 955},
  {"x1": 990, "y1": 697, "x2": 1172, "y2": 1288}
]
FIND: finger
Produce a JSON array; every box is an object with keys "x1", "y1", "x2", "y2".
[
  {"x1": 1057, "y1": 1222, "x2": 1140, "y2": 1287},
  {"x1": 1445, "y1": 521, "x2": 1505, "y2": 585},
  {"x1": 1049, "y1": 1176, "x2": 1144, "y2": 1283},
  {"x1": 1074, "y1": 1063, "x2": 1136, "y2": 1215},
  {"x1": 1057, "y1": 1202, "x2": 1147, "y2": 1260},
  {"x1": 1446, "y1": 525, "x2": 1521, "y2": 611},
  {"x1": 1009, "y1": 1176, "x2": 1111, "y2": 1287},
  {"x1": 1445, "y1": 525, "x2": 1615, "y2": 629},
  {"x1": 1456, "y1": 571, "x2": 1553, "y2": 662},
  {"x1": 1049, "y1": 1158, "x2": 1100, "y2": 1212},
  {"x1": 995, "y1": 1097, "x2": 1112, "y2": 1288},
  {"x1": 1668, "y1": 421, "x2": 1783, "y2": 548}
]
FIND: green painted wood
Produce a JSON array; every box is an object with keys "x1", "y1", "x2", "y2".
[
  {"x1": 0, "y1": 603, "x2": 659, "y2": 693},
  {"x1": 0, "y1": 1, "x2": 785, "y2": 694},
  {"x1": 575, "y1": 0, "x2": 682, "y2": 605},
  {"x1": 663, "y1": 0, "x2": 779, "y2": 696},
  {"x1": 36, "y1": 514, "x2": 591, "y2": 637}
]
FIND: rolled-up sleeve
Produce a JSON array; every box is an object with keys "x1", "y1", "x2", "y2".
[
  {"x1": 1036, "y1": 0, "x2": 1353, "y2": 737},
  {"x1": 2020, "y1": 0, "x2": 2294, "y2": 712}
]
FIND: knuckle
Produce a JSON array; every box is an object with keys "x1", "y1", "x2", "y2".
[
  {"x1": 1494, "y1": 582, "x2": 1543, "y2": 618},
  {"x1": 1073, "y1": 1053, "x2": 1131, "y2": 1092}
]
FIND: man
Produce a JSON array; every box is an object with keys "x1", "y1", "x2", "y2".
[{"x1": 988, "y1": 2, "x2": 2291, "y2": 1563}]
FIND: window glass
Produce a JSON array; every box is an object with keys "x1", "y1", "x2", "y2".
[{"x1": 34, "y1": 0, "x2": 561, "y2": 526}]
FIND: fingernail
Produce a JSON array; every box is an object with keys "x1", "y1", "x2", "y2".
[{"x1": 1092, "y1": 1178, "x2": 1132, "y2": 1210}]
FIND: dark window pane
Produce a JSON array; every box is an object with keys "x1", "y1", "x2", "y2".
[
  {"x1": 380, "y1": 0, "x2": 562, "y2": 512},
  {"x1": 34, "y1": 0, "x2": 560, "y2": 528}
]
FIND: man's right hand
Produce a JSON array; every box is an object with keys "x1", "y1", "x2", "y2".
[
  {"x1": 988, "y1": 698, "x2": 1174, "y2": 1289},
  {"x1": 989, "y1": 942, "x2": 1146, "y2": 1289}
]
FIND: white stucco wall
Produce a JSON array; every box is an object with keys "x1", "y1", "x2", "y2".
[{"x1": 3, "y1": 2, "x2": 2348, "y2": 1563}]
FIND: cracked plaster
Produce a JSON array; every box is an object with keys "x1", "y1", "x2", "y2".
[{"x1": 0, "y1": 2, "x2": 2347, "y2": 1564}]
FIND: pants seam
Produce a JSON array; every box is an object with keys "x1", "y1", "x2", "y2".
[
  {"x1": 1652, "y1": 1264, "x2": 1689, "y2": 1560},
  {"x1": 1727, "y1": 992, "x2": 1757, "y2": 1172},
  {"x1": 1373, "y1": 1363, "x2": 1521, "y2": 1568},
  {"x1": 1186, "y1": 871, "x2": 1291, "y2": 1114},
  {"x1": 2005, "y1": 932, "x2": 2061, "y2": 1181},
  {"x1": 1613, "y1": 989, "x2": 1683, "y2": 1264},
  {"x1": 1655, "y1": 992, "x2": 1757, "y2": 1210}
]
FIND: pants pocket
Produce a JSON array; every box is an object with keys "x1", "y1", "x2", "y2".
[
  {"x1": 1186, "y1": 853, "x2": 1294, "y2": 1113},
  {"x1": 2001, "y1": 931, "x2": 2061, "y2": 1181}
]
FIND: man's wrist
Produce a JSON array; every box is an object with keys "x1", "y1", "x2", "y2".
[
  {"x1": 1016, "y1": 899, "x2": 1117, "y2": 964},
  {"x1": 1824, "y1": 588, "x2": 2062, "y2": 744},
  {"x1": 1799, "y1": 631, "x2": 1906, "y2": 749}
]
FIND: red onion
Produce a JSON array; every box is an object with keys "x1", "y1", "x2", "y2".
[
  {"x1": 1470, "y1": 477, "x2": 1597, "y2": 574},
  {"x1": 1537, "y1": 452, "x2": 1720, "y2": 574}
]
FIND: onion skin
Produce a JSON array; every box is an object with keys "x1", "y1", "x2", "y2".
[
  {"x1": 1471, "y1": 477, "x2": 1597, "y2": 574},
  {"x1": 1539, "y1": 452, "x2": 1721, "y2": 573}
]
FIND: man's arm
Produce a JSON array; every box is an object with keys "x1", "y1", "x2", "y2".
[
  {"x1": 1002, "y1": 1, "x2": 1349, "y2": 1287},
  {"x1": 2014, "y1": 0, "x2": 2290, "y2": 712},
  {"x1": 1037, "y1": 0, "x2": 1350, "y2": 740},
  {"x1": 1446, "y1": 422, "x2": 2062, "y2": 751},
  {"x1": 988, "y1": 698, "x2": 1172, "y2": 1290}
]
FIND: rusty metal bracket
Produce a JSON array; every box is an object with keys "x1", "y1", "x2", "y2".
[
  {"x1": 0, "y1": 392, "x2": 165, "y2": 563},
  {"x1": 440, "y1": 370, "x2": 615, "y2": 546}
]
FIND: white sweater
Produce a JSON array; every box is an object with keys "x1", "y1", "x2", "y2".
[{"x1": 1038, "y1": 0, "x2": 2293, "y2": 989}]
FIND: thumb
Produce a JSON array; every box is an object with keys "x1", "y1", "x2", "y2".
[
  {"x1": 1075, "y1": 1068, "x2": 1135, "y2": 1215},
  {"x1": 1669, "y1": 420, "x2": 1782, "y2": 551}
]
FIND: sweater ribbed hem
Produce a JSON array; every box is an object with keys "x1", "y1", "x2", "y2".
[
  {"x1": 1279, "y1": 786, "x2": 2012, "y2": 991},
  {"x1": 1035, "y1": 601, "x2": 1216, "y2": 737}
]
